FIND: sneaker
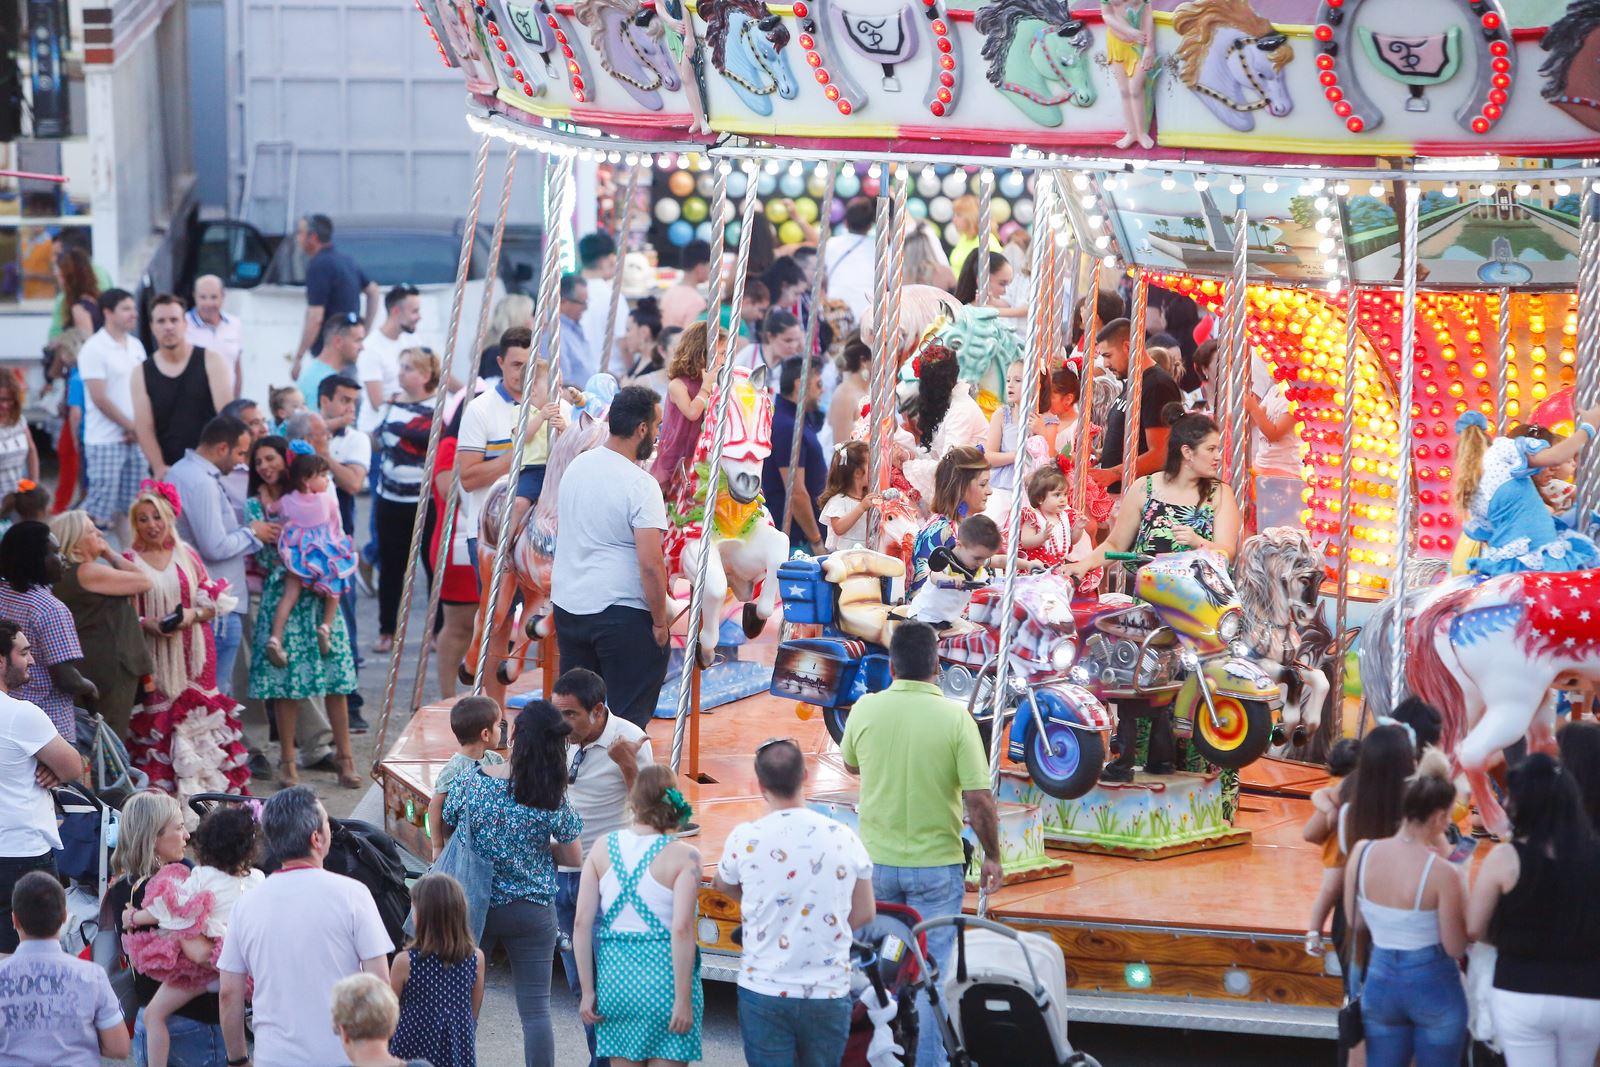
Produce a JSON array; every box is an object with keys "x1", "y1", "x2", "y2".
[
  {"x1": 356, "y1": 560, "x2": 377, "y2": 598},
  {"x1": 1099, "y1": 763, "x2": 1134, "y2": 784},
  {"x1": 348, "y1": 709, "x2": 370, "y2": 735},
  {"x1": 303, "y1": 753, "x2": 340, "y2": 772}
]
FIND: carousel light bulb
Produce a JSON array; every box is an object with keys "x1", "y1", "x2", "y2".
[
  {"x1": 1263, "y1": 177, "x2": 1279, "y2": 193},
  {"x1": 718, "y1": 161, "x2": 734, "y2": 175},
  {"x1": 1194, "y1": 177, "x2": 1210, "y2": 191},
  {"x1": 1315, "y1": 217, "x2": 1334, "y2": 234},
  {"x1": 1556, "y1": 181, "x2": 1573, "y2": 196},
  {"x1": 1103, "y1": 177, "x2": 1119, "y2": 191},
  {"x1": 1369, "y1": 182, "x2": 1384, "y2": 198},
  {"x1": 624, "y1": 153, "x2": 640, "y2": 166},
  {"x1": 1480, "y1": 182, "x2": 1496, "y2": 197},
  {"x1": 1318, "y1": 237, "x2": 1336, "y2": 254},
  {"x1": 1515, "y1": 182, "x2": 1533, "y2": 197},
  {"x1": 1095, "y1": 234, "x2": 1112, "y2": 249},
  {"x1": 1081, "y1": 194, "x2": 1097, "y2": 209},
  {"x1": 1161, "y1": 172, "x2": 1176, "y2": 191},
  {"x1": 1102, "y1": 254, "x2": 1118, "y2": 268},
  {"x1": 788, "y1": 161, "x2": 803, "y2": 176},
  {"x1": 1315, "y1": 196, "x2": 1331, "y2": 211},
  {"x1": 1311, "y1": 178, "x2": 1328, "y2": 191},
  {"x1": 1073, "y1": 172, "x2": 1091, "y2": 190},
  {"x1": 1326, "y1": 280, "x2": 1342, "y2": 294},
  {"x1": 1325, "y1": 258, "x2": 1341, "y2": 272},
  {"x1": 868, "y1": 163, "x2": 882, "y2": 178},
  {"x1": 1442, "y1": 182, "x2": 1458, "y2": 198},
  {"x1": 1230, "y1": 176, "x2": 1246, "y2": 194},
  {"x1": 1089, "y1": 215, "x2": 1106, "y2": 230},
  {"x1": 1334, "y1": 181, "x2": 1350, "y2": 196}
]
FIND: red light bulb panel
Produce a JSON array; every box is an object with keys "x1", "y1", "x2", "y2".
[
  {"x1": 1311, "y1": 0, "x2": 1512, "y2": 135},
  {"x1": 416, "y1": 0, "x2": 460, "y2": 67}
]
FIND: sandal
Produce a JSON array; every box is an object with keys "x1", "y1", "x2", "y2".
[
  {"x1": 265, "y1": 637, "x2": 288, "y2": 668},
  {"x1": 336, "y1": 756, "x2": 362, "y2": 789},
  {"x1": 317, "y1": 624, "x2": 333, "y2": 656},
  {"x1": 276, "y1": 761, "x2": 299, "y2": 787},
  {"x1": 371, "y1": 635, "x2": 394, "y2": 654}
]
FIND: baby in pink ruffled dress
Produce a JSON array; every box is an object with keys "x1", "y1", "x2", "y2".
[{"x1": 122, "y1": 806, "x2": 263, "y2": 1067}]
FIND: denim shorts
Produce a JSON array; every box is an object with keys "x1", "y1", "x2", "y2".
[{"x1": 1361, "y1": 943, "x2": 1468, "y2": 1067}]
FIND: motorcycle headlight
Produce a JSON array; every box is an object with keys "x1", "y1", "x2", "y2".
[
  {"x1": 1050, "y1": 644, "x2": 1076, "y2": 672},
  {"x1": 1006, "y1": 676, "x2": 1028, "y2": 702},
  {"x1": 1069, "y1": 665, "x2": 1092, "y2": 686},
  {"x1": 1217, "y1": 609, "x2": 1244, "y2": 643}
]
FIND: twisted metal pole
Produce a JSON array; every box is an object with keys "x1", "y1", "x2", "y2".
[
  {"x1": 977, "y1": 178, "x2": 1055, "y2": 919},
  {"x1": 780, "y1": 162, "x2": 838, "y2": 540},
  {"x1": 1118, "y1": 275, "x2": 1150, "y2": 493},
  {"x1": 885, "y1": 165, "x2": 912, "y2": 400},
  {"x1": 670, "y1": 168, "x2": 764, "y2": 773},
  {"x1": 369, "y1": 133, "x2": 492, "y2": 768},
  {"x1": 601, "y1": 163, "x2": 642, "y2": 377},
  {"x1": 1385, "y1": 184, "x2": 1421, "y2": 714},
  {"x1": 473, "y1": 148, "x2": 564, "y2": 696},
  {"x1": 864, "y1": 189, "x2": 897, "y2": 548},
  {"x1": 1330, "y1": 195, "x2": 1359, "y2": 739},
  {"x1": 1495, "y1": 288, "x2": 1512, "y2": 436},
  {"x1": 1223, "y1": 209, "x2": 1251, "y2": 500},
  {"x1": 1073, "y1": 253, "x2": 1102, "y2": 515},
  {"x1": 1572, "y1": 179, "x2": 1600, "y2": 532},
  {"x1": 974, "y1": 169, "x2": 994, "y2": 307}
]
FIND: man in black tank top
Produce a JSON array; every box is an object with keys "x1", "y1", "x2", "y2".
[{"x1": 130, "y1": 294, "x2": 237, "y2": 477}]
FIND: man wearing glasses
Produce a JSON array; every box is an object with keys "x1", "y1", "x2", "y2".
[
  {"x1": 549, "y1": 667, "x2": 651, "y2": 1066},
  {"x1": 543, "y1": 272, "x2": 597, "y2": 387}
]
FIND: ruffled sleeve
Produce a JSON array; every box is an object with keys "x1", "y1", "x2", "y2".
[{"x1": 1509, "y1": 434, "x2": 1549, "y2": 477}]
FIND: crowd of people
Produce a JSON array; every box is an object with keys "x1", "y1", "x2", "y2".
[{"x1": 2, "y1": 195, "x2": 1600, "y2": 1067}]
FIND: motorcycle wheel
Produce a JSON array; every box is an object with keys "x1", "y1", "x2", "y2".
[
  {"x1": 1191, "y1": 696, "x2": 1274, "y2": 769},
  {"x1": 824, "y1": 708, "x2": 851, "y2": 746},
  {"x1": 1023, "y1": 720, "x2": 1105, "y2": 800}
]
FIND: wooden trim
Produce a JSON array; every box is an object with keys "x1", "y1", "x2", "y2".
[{"x1": 1066, "y1": 957, "x2": 1341, "y2": 1009}]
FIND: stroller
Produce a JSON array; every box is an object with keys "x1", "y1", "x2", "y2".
[
  {"x1": 844, "y1": 903, "x2": 926, "y2": 1066},
  {"x1": 906, "y1": 915, "x2": 1101, "y2": 1067}
]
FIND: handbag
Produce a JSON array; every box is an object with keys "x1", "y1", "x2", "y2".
[
  {"x1": 416, "y1": 803, "x2": 494, "y2": 943},
  {"x1": 1337, "y1": 844, "x2": 1371, "y2": 1047}
]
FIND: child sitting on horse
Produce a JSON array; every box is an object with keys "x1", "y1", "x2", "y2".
[{"x1": 1452, "y1": 408, "x2": 1600, "y2": 576}]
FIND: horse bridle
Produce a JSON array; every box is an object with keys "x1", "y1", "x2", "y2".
[
  {"x1": 611, "y1": 8, "x2": 666, "y2": 91},
  {"x1": 722, "y1": 16, "x2": 783, "y2": 95},
  {"x1": 998, "y1": 21, "x2": 1090, "y2": 105},
  {"x1": 1193, "y1": 33, "x2": 1287, "y2": 113}
]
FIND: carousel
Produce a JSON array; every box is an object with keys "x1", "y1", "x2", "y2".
[{"x1": 371, "y1": 0, "x2": 1600, "y2": 1038}]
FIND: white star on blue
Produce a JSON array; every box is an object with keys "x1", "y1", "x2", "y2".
[{"x1": 1449, "y1": 604, "x2": 1522, "y2": 647}]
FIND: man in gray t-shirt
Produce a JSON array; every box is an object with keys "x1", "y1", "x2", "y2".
[{"x1": 551, "y1": 385, "x2": 671, "y2": 728}]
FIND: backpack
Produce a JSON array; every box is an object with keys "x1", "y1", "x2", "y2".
[{"x1": 324, "y1": 818, "x2": 413, "y2": 950}]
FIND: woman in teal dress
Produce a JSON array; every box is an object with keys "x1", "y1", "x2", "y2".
[
  {"x1": 574, "y1": 764, "x2": 704, "y2": 1066},
  {"x1": 244, "y1": 435, "x2": 359, "y2": 787},
  {"x1": 1066, "y1": 404, "x2": 1242, "y2": 785}
]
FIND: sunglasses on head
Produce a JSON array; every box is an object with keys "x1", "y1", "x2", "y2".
[{"x1": 756, "y1": 736, "x2": 799, "y2": 756}]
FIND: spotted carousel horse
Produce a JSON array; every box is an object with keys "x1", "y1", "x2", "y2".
[
  {"x1": 1357, "y1": 563, "x2": 1600, "y2": 836},
  {"x1": 700, "y1": 0, "x2": 798, "y2": 115},
  {"x1": 1171, "y1": 0, "x2": 1293, "y2": 132},
  {"x1": 665, "y1": 365, "x2": 791, "y2": 663},
  {"x1": 460, "y1": 408, "x2": 612, "y2": 697},
  {"x1": 574, "y1": 0, "x2": 682, "y2": 109},
  {"x1": 1234, "y1": 528, "x2": 1356, "y2": 748},
  {"x1": 975, "y1": 0, "x2": 1096, "y2": 127},
  {"x1": 480, "y1": 0, "x2": 595, "y2": 101}
]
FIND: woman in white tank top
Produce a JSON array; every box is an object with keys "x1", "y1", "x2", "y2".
[
  {"x1": 573, "y1": 765, "x2": 704, "y2": 1066},
  {"x1": 1342, "y1": 767, "x2": 1469, "y2": 1067}
]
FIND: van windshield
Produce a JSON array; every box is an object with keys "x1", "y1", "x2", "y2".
[{"x1": 267, "y1": 228, "x2": 484, "y2": 286}]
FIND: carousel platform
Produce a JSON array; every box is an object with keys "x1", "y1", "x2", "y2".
[{"x1": 376, "y1": 645, "x2": 1342, "y2": 1038}]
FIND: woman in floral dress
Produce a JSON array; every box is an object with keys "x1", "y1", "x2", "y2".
[
  {"x1": 244, "y1": 435, "x2": 360, "y2": 787},
  {"x1": 124, "y1": 483, "x2": 251, "y2": 799}
]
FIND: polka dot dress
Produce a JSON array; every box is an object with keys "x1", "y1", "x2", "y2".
[{"x1": 390, "y1": 949, "x2": 479, "y2": 1067}]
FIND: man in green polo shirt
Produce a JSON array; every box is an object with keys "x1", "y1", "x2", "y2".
[{"x1": 839, "y1": 621, "x2": 1001, "y2": 1067}]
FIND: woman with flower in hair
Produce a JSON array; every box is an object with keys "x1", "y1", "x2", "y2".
[
  {"x1": 124, "y1": 482, "x2": 251, "y2": 798},
  {"x1": 574, "y1": 762, "x2": 703, "y2": 1067},
  {"x1": 1452, "y1": 406, "x2": 1600, "y2": 576}
]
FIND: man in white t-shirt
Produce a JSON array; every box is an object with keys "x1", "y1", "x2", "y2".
[
  {"x1": 715, "y1": 738, "x2": 875, "y2": 1066},
  {"x1": 550, "y1": 666, "x2": 653, "y2": 1062},
  {"x1": 0, "y1": 620, "x2": 85, "y2": 954},
  {"x1": 824, "y1": 198, "x2": 876, "y2": 325},
  {"x1": 356, "y1": 284, "x2": 420, "y2": 435},
  {"x1": 219, "y1": 787, "x2": 391, "y2": 1067},
  {"x1": 456, "y1": 326, "x2": 531, "y2": 567},
  {"x1": 77, "y1": 288, "x2": 149, "y2": 539},
  {"x1": 551, "y1": 385, "x2": 671, "y2": 729},
  {"x1": 577, "y1": 232, "x2": 627, "y2": 377}
]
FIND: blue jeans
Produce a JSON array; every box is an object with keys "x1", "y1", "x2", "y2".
[
  {"x1": 132, "y1": 1007, "x2": 228, "y2": 1067},
  {"x1": 1362, "y1": 944, "x2": 1469, "y2": 1067},
  {"x1": 212, "y1": 613, "x2": 243, "y2": 700},
  {"x1": 555, "y1": 870, "x2": 606, "y2": 1067},
  {"x1": 872, "y1": 862, "x2": 966, "y2": 1067},
  {"x1": 737, "y1": 987, "x2": 851, "y2": 1067}
]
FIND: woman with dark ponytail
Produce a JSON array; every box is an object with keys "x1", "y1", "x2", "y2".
[{"x1": 1064, "y1": 403, "x2": 1241, "y2": 782}]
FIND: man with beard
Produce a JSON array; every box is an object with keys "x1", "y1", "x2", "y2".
[
  {"x1": 0, "y1": 620, "x2": 85, "y2": 953},
  {"x1": 356, "y1": 284, "x2": 421, "y2": 435},
  {"x1": 550, "y1": 385, "x2": 671, "y2": 729}
]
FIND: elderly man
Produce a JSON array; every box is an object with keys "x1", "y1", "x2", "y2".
[
  {"x1": 164, "y1": 414, "x2": 278, "y2": 699},
  {"x1": 544, "y1": 273, "x2": 596, "y2": 386},
  {"x1": 186, "y1": 275, "x2": 245, "y2": 399},
  {"x1": 219, "y1": 787, "x2": 391, "y2": 1067},
  {"x1": 291, "y1": 214, "x2": 379, "y2": 379}
]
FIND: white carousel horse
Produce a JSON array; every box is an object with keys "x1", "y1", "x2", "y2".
[
  {"x1": 574, "y1": 0, "x2": 682, "y2": 110},
  {"x1": 1171, "y1": 0, "x2": 1294, "y2": 133}
]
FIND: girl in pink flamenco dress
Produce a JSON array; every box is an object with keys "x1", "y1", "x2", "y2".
[
  {"x1": 264, "y1": 444, "x2": 359, "y2": 666},
  {"x1": 122, "y1": 806, "x2": 263, "y2": 1067}
]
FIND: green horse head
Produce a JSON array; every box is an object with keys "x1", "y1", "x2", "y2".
[{"x1": 935, "y1": 304, "x2": 1023, "y2": 410}]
